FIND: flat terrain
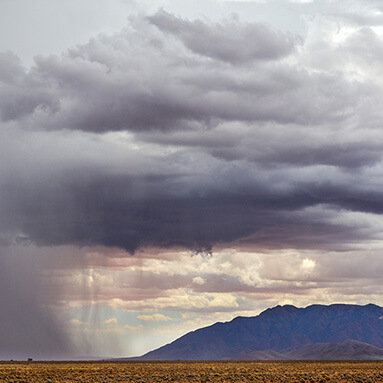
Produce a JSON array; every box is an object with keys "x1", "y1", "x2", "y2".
[{"x1": 1, "y1": 361, "x2": 383, "y2": 382}]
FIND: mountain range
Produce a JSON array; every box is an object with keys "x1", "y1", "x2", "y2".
[{"x1": 133, "y1": 304, "x2": 383, "y2": 360}]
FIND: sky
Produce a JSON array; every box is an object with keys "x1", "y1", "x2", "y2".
[{"x1": 2, "y1": 0, "x2": 383, "y2": 359}]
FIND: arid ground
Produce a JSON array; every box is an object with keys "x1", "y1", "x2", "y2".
[{"x1": 1, "y1": 361, "x2": 383, "y2": 382}]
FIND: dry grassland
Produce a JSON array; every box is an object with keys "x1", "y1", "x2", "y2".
[{"x1": 0, "y1": 360, "x2": 383, "y2": 382}]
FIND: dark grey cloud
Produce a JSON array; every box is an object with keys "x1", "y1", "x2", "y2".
[
  {"x1": 1, "y1": 136, "x2": 380, "y2": 256},
  {"x1": 139, "y1": 122, "x2": 383, "y2": 170},
  {"x1": 0, "y1": 52, "x2": 59, "y2": 122},
  {"x1": 1, "y1": 10, "x2": 383, "y2": 257},
  {"x1": 147, "y1": 10, "x2": 300, "y2": 63}
]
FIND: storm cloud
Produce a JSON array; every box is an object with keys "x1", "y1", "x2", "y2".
[{"x1": 1, "y1": 10, "x2": 383, "y2": 255}]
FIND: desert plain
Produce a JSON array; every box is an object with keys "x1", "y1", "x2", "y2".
[{"x1": 1, "y1": 360, "x2": 383, "y2": 382}]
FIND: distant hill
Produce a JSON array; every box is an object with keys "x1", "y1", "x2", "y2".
[
  {"x1": 235, "y1": 340, "x2": 383, "y2": 360},
  {"x1": 283, "y1": 339, "x2": 383, "y2": 360},
  {"x1": 134, "y1": 304, "x2": 383, "y2": 360},
  {"x1": 234, "y1": 349, "x2": 291, "y2": 361}
]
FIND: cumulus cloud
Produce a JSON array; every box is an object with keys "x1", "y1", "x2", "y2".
[
  {"x1": 69, "y1": 319, "x2": 91, "y2": 326},
  {"x1": 192, "y1": 276, "x2": 206, "y2": 285},
  {"x1": 138, "y1": 313, "x2": 173, "y2": 321},
  {"x1": 44, "y1": 246, "x2": 383, "y2": 317},
  {"x1": 104, "y1": 317, "x2": 118, "y2": 324}
]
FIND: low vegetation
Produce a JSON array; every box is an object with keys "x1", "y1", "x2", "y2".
[{"x1": 1, "y1": 360, "x2": 383, "y2": 382}]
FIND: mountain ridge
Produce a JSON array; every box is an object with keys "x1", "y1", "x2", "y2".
[{"x1": 132, "y1": 303, "x2": 383, "y2": 360}]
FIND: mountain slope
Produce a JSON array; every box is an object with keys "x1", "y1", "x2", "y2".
[
  {"x1": 137, "y1": 304, "x2": 383, "y2": 360},
  {"x1": 234, "y1": 340, "x2": 383, "y2": 360},
  {"x1": 283, "y1": 339, "x2": 383, "y2": 360}
]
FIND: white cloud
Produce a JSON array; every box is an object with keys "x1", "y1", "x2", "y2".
[
  {"x1": 137, "y1": 313, "x2": 173, "y2": 322},
  {"x1": 104, "y1": 317, "x2": 118, "y2": 324},
  {"x1": 192, "y1": 276, "x2": 206, "y2": 285},
  {"x1": 68, "y1": 318, "x2": 90, "y2": 326}
]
